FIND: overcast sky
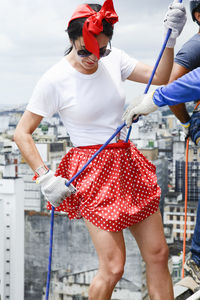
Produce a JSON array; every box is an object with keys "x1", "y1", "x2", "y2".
[{"x1": 0, "y1": 0, "x2": 197, "y2": 108}]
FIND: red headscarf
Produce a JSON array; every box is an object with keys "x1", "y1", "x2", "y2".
[{"x1": 68, "y1": 0, "x2": 118, "y2": 59}]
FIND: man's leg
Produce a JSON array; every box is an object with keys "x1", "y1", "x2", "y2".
[
  {"x1": 185, "y1": 198, "x2": 200, "y2": 284},
  {"x1": 84, "y1": 219, "x2": 126, "y2": 300},
  {"x1": 129, "y1": 210, "x2": 174, "y2": 300}
]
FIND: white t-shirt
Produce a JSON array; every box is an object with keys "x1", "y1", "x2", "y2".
[{"x1": 26, "y1": 47, "x2": 138, "y2": 147}]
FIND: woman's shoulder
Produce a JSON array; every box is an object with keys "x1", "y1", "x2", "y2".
[
  {"x1": 108, "y1": 47, "x2": 125, "y2": 58},
  {"x1": 43, "y1": 57, "x2": 72, "y2": 79}
]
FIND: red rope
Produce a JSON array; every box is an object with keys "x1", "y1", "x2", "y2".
[{"x1": 182, "y1": 137, "x2": 189, "y2": 278}]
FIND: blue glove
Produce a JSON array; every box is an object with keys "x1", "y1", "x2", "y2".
[{"x1": 189, "y1": 110, "x2": 200, "y2": 145}]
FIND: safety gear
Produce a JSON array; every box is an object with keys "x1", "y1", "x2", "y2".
[
  {"x1": 189, "y1": 109, "x2": 200, "y2": 145},
  {"x1": 122, "y1": 92, "x2": 158, "y2": 127},
  {"x1": 190, "y1": 0, "x2": 200, "y2": 25},
  {"x1": 163, "y1": 0, "x2": 187, "y2": 48},
  {"x1": 68, "y1": 0, "x2": 118, "y2": 59},
  {"x1": 36, "y1": 170, "x2": 77, "y2": 207}
]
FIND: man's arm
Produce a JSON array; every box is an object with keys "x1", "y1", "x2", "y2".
[
  {"x1": 153, "y1": 67, "x2": 200, "y2": 106},
  {"x1": 168, "y1": 63, "x2": 191, "y2": 123},
  {"x1": 123, "y1": 68, "x2": 200, "y2": 128}
]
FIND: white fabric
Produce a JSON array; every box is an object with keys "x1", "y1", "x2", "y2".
[
  {"x1": 26, "y1": 48, "x2": 138, "y2": 146},
  {"x1": 37, "y1": 170, "x2": 76, "y2": 207},
  {"x1": 163, "y1": 0, "x2": 187, "y2": 48},
  {"x1": 122, "y1": 93, "x2": 158, "y2": 127}
]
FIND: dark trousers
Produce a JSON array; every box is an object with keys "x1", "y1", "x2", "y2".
[{"x1": 191, "y1": 199, "x2": 200, "y2": 266}]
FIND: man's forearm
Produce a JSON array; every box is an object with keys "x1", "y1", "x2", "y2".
[{"x1": 153, "y1": 67, "x2": 200, "y2": 107}]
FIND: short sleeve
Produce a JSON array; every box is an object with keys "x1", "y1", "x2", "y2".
[
  {"x1": 26, "y1": 76, "x2": 59, "y2": 118},
  {"x1": 174, "y1": 38, "x2": 200, "y2": 71},
  {"x1": 120, "y1": 50, "x2": 138, "y2": 81}
]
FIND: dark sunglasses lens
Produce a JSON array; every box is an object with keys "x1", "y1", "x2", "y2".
[
  {"x1": 77, "y1": 49, "x2": 91, "y2": 57},
  {"x1": 100, "y1": 49, "x2": 111, "y2": 58}
]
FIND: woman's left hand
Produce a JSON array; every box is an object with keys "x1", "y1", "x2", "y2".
[{"x1": 163, "y1": 0, "x2": 187, "y2": 48}]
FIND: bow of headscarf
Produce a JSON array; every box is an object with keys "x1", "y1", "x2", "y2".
[{"x1": 68, "y1": 0, "x2": 118, "y2": 59}]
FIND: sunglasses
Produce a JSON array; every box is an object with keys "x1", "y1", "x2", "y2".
[{"x1": 75, "y1": 42, "x2": 112, "y2": 58}]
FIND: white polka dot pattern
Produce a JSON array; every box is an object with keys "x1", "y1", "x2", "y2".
[{"x1": 46, "y1": 141, "x2": 160, "y2": 232}]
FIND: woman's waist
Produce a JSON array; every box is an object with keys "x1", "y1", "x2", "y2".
[
  {"x1": 68, "y1": 126, "x2": 127, "y2": 147},
  {"x1": 77, "y1": 139, "x2": 130, "y2": 150}
]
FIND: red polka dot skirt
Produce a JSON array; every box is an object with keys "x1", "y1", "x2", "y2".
[{"x1": 46, "y1": 140, "x2": 160, "y2": 232}]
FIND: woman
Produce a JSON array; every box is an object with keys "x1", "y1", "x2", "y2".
[{"x1": 14, "y1": 0, "x2": 186, "y2": 299}]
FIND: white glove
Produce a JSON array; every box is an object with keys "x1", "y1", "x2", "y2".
[
  {"x1": 180, "y1": 120, "x2": 190, "y2": 138},
  {"x1": 36, "y1": 170, "x2": 76, "y2": 207},
  {"x1": 122, "y1": 92, "x2": 158, "y2": 128},
  {"x1": 163, "y1": 0, "x2": 187, "y2": 48}
]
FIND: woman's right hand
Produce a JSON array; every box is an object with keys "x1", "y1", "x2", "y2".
[
  {"x1": 163, "y1": 0, "x2": 187, "y2": 48},
  {"x1": 36, "y1": 170, "x2": 77, "y2": 207}
]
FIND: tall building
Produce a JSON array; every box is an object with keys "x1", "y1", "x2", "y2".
[
  {"x1": 175, "y1": 160, "x2": 200, "y2": 203},
  {"x1": 164, "y1": 192, "x2": 197, "y2": 241},
  {"x1": 0, "y1": 169, "x2": 24, "y2": 300}
]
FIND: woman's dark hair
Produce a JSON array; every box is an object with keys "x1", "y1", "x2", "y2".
[{"x1": 65, "y1": 4, "x2": 114, "y2": 55}]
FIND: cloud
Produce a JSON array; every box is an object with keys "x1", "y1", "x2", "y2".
[{"x1": 0, "y1": 0, "x2": 197, "y2": 106}]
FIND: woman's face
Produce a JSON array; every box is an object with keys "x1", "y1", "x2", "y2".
[{"x1": 72, "y1": 33, "x2": 110, "y2": 72}]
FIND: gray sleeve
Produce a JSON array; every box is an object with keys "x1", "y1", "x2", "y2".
[{"x1": 174, "y1": 39, "x2": 200, "y2": 71}]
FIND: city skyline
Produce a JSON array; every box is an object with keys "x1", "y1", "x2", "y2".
[{"x1": 0, "y1": 0, "x2": 197, "y2": 107}]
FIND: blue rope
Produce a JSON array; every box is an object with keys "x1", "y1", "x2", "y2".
[
  {"x1": 45, "y1": 0, "x2": 183, "y2": 298},
  {"x1": 45, "y1": 206, "x2": 54, "y2": 300}
]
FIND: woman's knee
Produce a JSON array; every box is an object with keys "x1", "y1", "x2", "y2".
[
  {"x1": 89, "y1": 263, "x2": 124, "y2": 294},
  {"x1": 101, "y1": 260, "x2": 125, "y2": 284},
  {"x1": 109, "y1": 263, "x2": 125, "y2": 281},
  {"x1": 145, "y1": 243, "x2": 169, "y2": 266}
]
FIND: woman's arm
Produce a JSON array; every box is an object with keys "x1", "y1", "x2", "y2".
[
  {"x1": 14, "y1": 110, "x2": 76, "y2": 207},
  {"x1": 127, "y1": 48, "x2": 174, "y2": 85},
  {"x1": 14, "y1": 110, "x2": 44, "y2": 172}
]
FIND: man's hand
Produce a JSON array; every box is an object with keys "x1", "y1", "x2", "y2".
[
  {"x1": 189, "y1": 110, "x2": 200, "y2": 145},
  {"x1": 36, "y1": 170, "x2": 76, "y2": 207}
]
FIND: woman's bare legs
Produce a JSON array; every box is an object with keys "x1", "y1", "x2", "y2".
[
  {"x1": 84, "y1": 219, "x2": 126, "y2": 300},
  {"x1": 129, "y1": 210, "x2": 174, "y2": 300}
]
